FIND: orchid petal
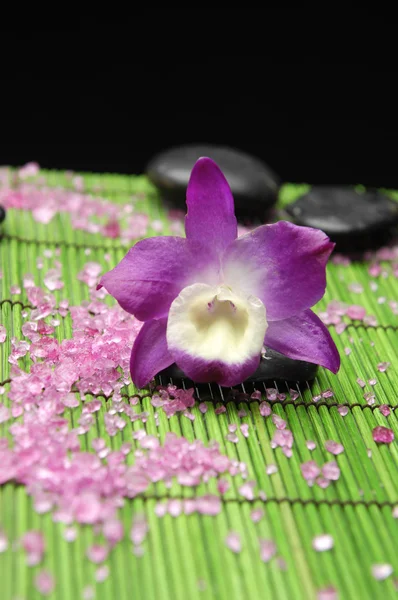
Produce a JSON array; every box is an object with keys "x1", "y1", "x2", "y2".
[
  {"x1": 99, "y1": 237, "x2": 220, "y2": 321},
  {"x1": 130, "y1": 318, "x2": 174, "y2": 388},
  {"x1": 222, "y1": 221, "x2": 335, "y2": 321},
  {"x1": 166, "y1": 283, "x2": 267, "y2": 386},
  {"x1": 185, "y1": 157, "x2": 237, "y2": 255},
  {"x1": 264, "y1": 309, "x2": 340, "y2": 373}
]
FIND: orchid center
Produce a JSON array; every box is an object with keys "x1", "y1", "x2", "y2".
[{"x1": 167, "y1": 283, "x2": 268, "y2": 364}]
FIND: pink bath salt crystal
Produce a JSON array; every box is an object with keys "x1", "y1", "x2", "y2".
[
  {"x1": 22, "y1": 530, "x2": 45, "y2": 566},
  {"x1": 239, "y1": 480, "x2": 255, "y2": 500},
  {"x1": 0, "y1": 387, "x2": 5, "y2": 396},
  {"x1": 272, "y1": 429, "x2": 294, "y2": 449},
  {"x1": 373, "y1": 426, "x2": 394, "y2": 443},
  {"x1": 259, "y1": 401, "x2": 271, "y2": 417},
  {"x1": 10, "y1": 285, "x2": 21, "y2": 295},
  {"x1": 250, "y1": 508, "x2": 264, "y2": 523},
  {"x1": 35, "y1": 570, "x2": 55, "y2": 595},
  {"x1": 226, "y1": 433, "x2": 239, "y2": 444},
  {"x1": 0, "y1": 529, "x2": 8, "y2": 553},
  {"x1": 322, "y1": 389, "x2": 334, "y2": 399},
  {"x1": 363, "y1": 314, "x2": 377, "y2": 327},
  {"x1": 368, "y1": 378, "x2": 377, "y2": 386},
  {"x1": 344, "y1": 347, "x2": 351, "y2": 356},
  {"x1": 356, "y1": 378, "x2": 366, "y2": 388},
  {"x1": 266, "y1": 388, "x2": 278, "y2": 401},
  {"x1": 306, "y1": 440, "x2": 317, "y2": 450},
  {"x1": 379, "y1": 405, "x2": 391, "y2": 417},
  {"x1": 63, "y1": 527, "x2": 77, "y2": 542},
  {"x1": 103, "y1": 218, "x2": 121, "y2": 238},
  {"x1": 0, "y1": 325, "x2": 7, "y2": 344},
  {"x1": 44, "y1": 269, "x2": 64, "y2": 291},
  {"x1": 272, "y1": 414, "x2": 286, "y2": 429},
  {"x1": 371, "y1": 563, "x2": 393, "y2": 580},
  {"x1": 368, "y1": 262, "x2": 382, "y2": 277},
  {"x1": 225, "y1": 532, "x2": 241, "y2": 553},
  {"x1": 73, "y1": 493, "x2": 102, "y2": 524},
  {"x1": 33, "y1": 204, "x2": 57, "y2": 224},
  {"x1": 78, "y1": 262, "x2": 102, "y2": 288},
  {"x1": 377, "y1": 362, "x2": 390, "y2": 373},
  {"x1": 140, "y1": 435, "x2": 160, "y2": 450},
  {"x1": 316, "y1": 476, "x2": 330, "y2": 489},
  {"x1": 347, "y1": 305, "x2": 366, "y2": 320},
  {"x1": 196, "y1": 495, "x2": 221, "y2": 516},
  {"x1": 155, "y1": 503, "x2": 168, "y2": 517},
  {"x1": 198, "y1": 402, "x2": 208, "y2": 413},
  {"x1": 325, "y1": 440, "x2": 344, "y2": 455},
  {"x1": 238, "y1": 409, "x2": 247, "y2": 418},
  {"x1": 393, "y1": 506, "x2": 398, "y2": 519},
  {"x1": 251, "y1": 390, "x2": 262, "y2": 400},
  {"x1": 260, "y1": 539, "x2": 277, "y2": 563},
  {"x1": 95, "y1": 565, "x2": 110, "y2": 582},
  {"x1": 301, "y1": 461, "x2": 321, "y2": 481},
  {"x1": 335, "y1": 322, "x2": 346, "y2": 335},
  {"x1": 364, "y1": 392, "x2": 375, "y2": 405},
  {"x1": 217, "y1": 478, "x2": 230, "y2": 494},
  {"x1": 317, "y1": 586, "x2": 338, "y2": 600},
  {"x1": 282, "y1": 447, "x2": 292, "y2": 458},
  {"x1": 103, "y1": 520, "x2": 124, "y2": 545},
  {"x1": 228, "y1": 423, "x2": 237, "y2": 433},
  {"x1": 348, "y1": 282, "x2": 363, "y2": 294},
  {"x1": 62, "y1": 394, "x2": 80, "y2": 408},
  {"x1": 266, "y1": 464, "x2": 278, "y2": 475},
  {"x1": 337, "y1": 405, "x2": 349, "y2": 416},
  {"x1": 215, "y1": 406, "x2": 226, "y2": 415},
  {"x1": 289, "y1": 389, "x2": 299, "y2": 401},
  {"x1": 82, "y1": 585, "x2": 95, "y2": 600},
  {"x1": 312, "y1": 395, "x2": 321, "y2": 403},
  {"x1": 130, "y1": 515, "x2": 149, "y2": 545},
  {"x1": 168, "y1": 499, "x2": 182, "y2": 517},
  {"x1": 322, "y1": 461, "x2": 340, "y2": 481},
  {"x1": 240, "y1": 423, "x2": 249, "y2": 438},
  {"x1": 313, "y1": 534, "x2": 334, "y2": 552},
  {"x1": 0, "y1": 403, "x2": 10, "y2": 423},
  {"x1": 86, "y1": 544, "x2": 109, "y2": 564}
]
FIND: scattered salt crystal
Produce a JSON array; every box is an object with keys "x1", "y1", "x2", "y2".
[
  {"x1": 10, "y1": 285, "x2": 21, "y2": 295},
  {"x1": 335, "y1": 323, "x2": 346, "y2": 334},
  {"x1": 259, "y1": 539, "x2": 276, "y2": 562},
  {"x1": 155, "y1": 503, "x2": 168, "y2": 517},
  {"x1": 348, "y1": 282, "x2": 363, "y2": 294},
  {"x1": 301, "y1": 461, "x2": 320, "y2": 481},
  {"x1": 337, "y1": 405, "x2": 349, "y2": 416},
  {"x1": 373, "y1": 426, "x2": 394, "y2": 443},
  {"x1": 306, "y1": 440, "x2": 317, "y2": 450},
  {"x1": 250, "y1": 508, "x2": 264, "y2": 522},
  {"x1": 312, "y1": 395, "x2": 321, "y2": 403},
  {"x1": 225, "y1": 532, "x2": 241, "y2": 553},
  {"x1": 282, "y1": 447, "x2": 293, "y2": 458},
  {"x1": 35, "y1": 570, "x2": 55, "y2": 595},
  {"x1": 379, "y1": 405, "x2": 391, "y2": 417},
  {"x1": 196, "y1": 495, "x2": 221, "y2": 516},
  {"x1": 0, "y1": 387, "x2": 5, "y2": 396},
  {"x1": 356, "y1": 378, "x2": 366, "y2": 388},
  {"x1": 317, "y1": 586, "x2": 338, "y2": 600},
  {"x1": 0, "y1": 325, "x2": 6, "y2": 343},
  {"x1": 238, "y1": 409, "x2": 247, "y2": 418},
  {"x1": 316, "y1": 477, "x2": 330, "y2": 488},
  {"x1": 86, "y1": 544, "x2": 109, "y2": 564},
  {"x1": 21, "y1": 530, "x2": 45, "y2": 566},
  {"x1": 322, "y1": 389, "x2": 334, "y2": 399},
  {"x1": 313, "y1": 534, "x2": 334, "y2": 552},
  {"x1": 364, "y1": 392, "x2": 375, "y2": 405},
  {"x1": 377, "y1": 362, "x2": 390, "y2": 372},
  {"x1": 344, "y1": 347, "x2": 351, "y2": 356},
  {"x1": 82, "y1": 585, "x2": 95, "y2": 600},
  {"x1": 259, "y1": 401, "x2": 271, "y2": 417},
  {"x1": 325, "y1": 440, "x2": 344, "y2": 455},
  {"x1": 251, "y1": 390, "x2": 262, "y2": 400},
  {"x1": 198, "y1": 402, "x2": 208, "y2": 413},
  {"x1": 346, "y1": 305, "x2": 366, "y2": 320},
  {"x1": 266, "y1": 388, "x2": 278, "y2": 401},
  {"x1": 226, "y1": 432, "x2": 239, "y2": 444},
  {"x1": 239, "y1": 481, "x2": 255, "y2": 500},
  {"x1": 392, "y1": 506, "x2": 398, "y2": 519},
  {"x1": 322, "y1": 461, "x2": 341, "y2": 480},
  {"x1": 272, "y1": 414, "x2": 286, "y2": 429},
  {"x1": 371, "y1": 563, "x2": 393, "y2": 580},
  {"x1": 215, "y1": 406, "x2": 226, "y2": 415},
  {"x1": 95, "y1": 565, "x2": 110, "y2": 582},
  {"x1": 63, "y1": 527, "x2": 77, "y2": 542},
  {"x1": 228, "y1": 423, "x2": 237, "y2": 433},
  {"x1": 240, "y1": 423, "x2": 249, "y2": 438},
  {"x1": 368, "y1": 378, "x2": 377, "y2": 386},
  {"x1": 363, "y1": 314, "x2": 377, "y2": 327},
  {"x1": 168, "y1": 499, "x2": 183, "y2": 517},
  {"x1": 217, "y1": 478, "x2": 230, "y2": 494},
  {"x1": 276, "y1": 557, "x2": 287, "y2": 570},
  {"x1": 289, "y1": 389, "x2": 299, "y2": 401},
  {"x1": 0, "y1": 529, "x2": 8, "y2": 553},
  {"x1": 266, "y1": 464, "x2": 278, "y2": 475},
  {"x1": 272, "y1": 429, "x2": 294, "y2": 449}
]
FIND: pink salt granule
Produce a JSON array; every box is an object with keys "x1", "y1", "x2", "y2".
[
  {"x1": 225, "y1": 532, "x2": 241, "y2": 553},
  {"x1": 317, "y1": 586, "x2": 338, "y2": 600},
  {"x1": 377, "y1": 362, "x2": 390, "y2": 372},
  {"x1": 266, "y1": 464, "x2": 278, "y2": 475},
  {"x1": 322, "y1": 461, "x2": 340, "y2": 480},
  {"x1": 34, "y1": 570, "x2": 55, "y2": 595},
  {"x1": 325, "y1": 440, "x2": 344, "y2": 455},
  {"x1": 259, "y1": 401, "x2": 272, "y2": 417},
  {"x1": 379, "y1": 405, "x2": 391, "y2": 417},
  {"x1": 372, "y1": 426, "x2": 394, "y2": 443},
  {"x1": 259, "y1": 539, "x2": 276, "y2": 562},
  {"x1": 272, "y1": 414, "x2": 287, "y2": 429},
  {"x1": 21, "y1": 530, "x2": 45, "y2": 566},
  {"x1": 337, "y1": 406, "x2": 349, "y2": 416},
  {"x1": 86, "y1": 544, "x2": 109, "y2": 564},
  {"x1": 312, "y1": 534, "x2": 334, "y2": 552},
  {"x1": 250, "y1": 508, "x2": 264, "y2": 523},
  {"x1": 0, "y1": 325, "x2": 6, "y2": 344},
  {"x1": 301, "y1": 461, "x2": 321, "y2": 481},
  {"x1": 371, "y1": 563, "x2": 393, "y2": 580}
]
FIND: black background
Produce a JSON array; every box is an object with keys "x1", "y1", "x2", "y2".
[{"x1": 1, "y1": 66, "x2": 398, "y2": 188}]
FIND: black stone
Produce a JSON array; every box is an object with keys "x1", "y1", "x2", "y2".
[
  {"x1": 0, "y1": 205, "x2": 5, "y2": 224},
  {"x1": 285, "y1": 187, "x2": 398, "y2": 252},
  {"x1": 158, "y1": 346, "x2": 318, "y2": 387},
  {"x1": 146, "y1": 144, "x2": 280, "y2": 220}
]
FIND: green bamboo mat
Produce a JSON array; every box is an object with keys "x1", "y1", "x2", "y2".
[{"x1": 0, "y1": 170, "x2": 397, "y2": 600}]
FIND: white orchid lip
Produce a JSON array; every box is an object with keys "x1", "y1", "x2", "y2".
[{"x1": 166, "y1": 283, "x2": 267, "y2": 365}]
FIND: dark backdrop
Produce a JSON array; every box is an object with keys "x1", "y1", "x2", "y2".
[{"x1": 1, "y1": 68, "x2": 398, "y2": 188}]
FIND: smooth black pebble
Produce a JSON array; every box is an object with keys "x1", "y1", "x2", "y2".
[
  {"x1": 146, "y1": 144, "x2": 280, "y2": 219},
  {"x1": 158, "y1": 347, "x2": 318, "y2": 387},
  {"x1": 285, "y1": 186, "x2": 398, "y2": 251}
]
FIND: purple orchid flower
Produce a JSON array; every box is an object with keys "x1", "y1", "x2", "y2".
[{"x1": 99, "y1": 158, "x2": 340, "y2": 387}]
